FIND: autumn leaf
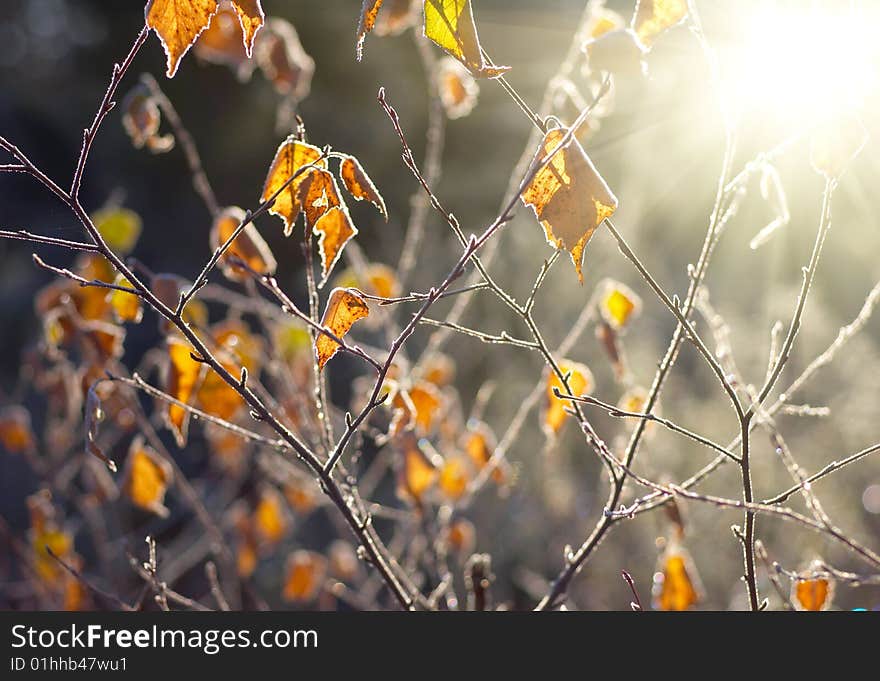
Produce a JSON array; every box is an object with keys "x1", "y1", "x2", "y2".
[
  {"x1": 283, "y1": 550, "x2": 327, "y2": 602},
  {"x1": 521, "y1": 128, "x2": 618, "y2": 283},
  {"x1": 391, "y1": 381, "x2": 443, "y2": 435},
  {"x1": 122, "y1": 436, "x2": 173, "y2": 517},
  {"x1": 0, "y1": 406, "x2": 35, "y2": 453},
  {"x1": 299, "y1": 168, "x2": 342, "y2": 229},
  {"x1": 339, "y1": 154, "x2": 388, "y2": 219},
  {"x1": 315, "y1": 288, "x2": 370, "y2": 369},
  {"x1": 419, "y1": 351, "x2": 455, "y2": 386},
  {"x1": 598, "y1": 278, "x2": 641, "y2": 330},
  {"x1": 261, "y1": 137, "x2": 327, "y2": 236},
  {"x1": 314, "y1": 207, "x2": 359, "y2": 287},
  {"x1": 255, "y1": 18, "x2": 315, "y2": 98},
  {"x1": 439, "y1": 455, "x2": 470, "y2": 500},
  {"x1": 210, "y1": 206, "x2": 277, "y2": 282},
  {"x1": 229, "y1": 0, "x2": 264, "y2": 56},
  {"x1": 424, "y1": 0, "x2": 510, "y2": 77},
  {"x1": 334, "y1": 263, "x2": 401, "y2": 302},
  {"x1": 447, "y1": 517, "x2": 476, "y2": 554},
  {"x1": 164, "y1": 338, "x2": 205, "y2": 446},
  {"x1": 253, "y1": 487, "x2": 288, "y2": 546},
  {"x1": 792, "y1": 561, "x2": 834, "y2": 611},
  {"x1": 284, "y1": 478, "x2": 318, "y2": 515},
  {"x1": 93, "y1": 207, "x2": 143, "y2": 255},
  {"x1": 436, "y1": 56, "x2": 479, "y2": 119},
  {"x1": 195, "y1": 2, "x2": 256, "y2": 78},
  {"x1": 356, "y1": 0, "x2": 384, "y2": 60},
  {"x1": 121, "y1": 85, "x2": 175, "y2": 153},
  {"x1": 375, "y1": 0, "x2": 419, "y2": 36},
  {"x1": 632, "y1": 0, "x2": 688, "y2": 47},
  {"x1": 107, "y1": 276, "x2": 143, "y2": 324},
  {"x1": 810, "y1": 113, "x2": 868, "y2": 179},
  {"x1": 652, "y1": 546, "x2": 702, "y2": 611},
  {"x1": 397, "y1": 433, "x2": 438, "y2": 504},
  {"x1": 146, "y1": 0, "x2": 220, "y2": 78},
  {"x1": 543, "y1": 360, "x2": 593, "y2": 435}
]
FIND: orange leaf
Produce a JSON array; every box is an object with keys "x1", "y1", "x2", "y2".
[
  {"x1": 447, "y1": 517, "x2": 476, "y2": 554},
  {"x1": 424, "y1": 0, "x2": 510, "y2": 78},
  {"x1": 315, "y1": 288, "x2": 370, "y2": 369},
  {"x1": 253, "y1": 487, "x2": 288, "y2": 546},
  {"x1": 521, "y1": 128, "x2": 618, "y2": 283},
  {"x1": 436, "y1": 57, "x2": 479, "y2": 119},
  {"x1": 210, "y1": 206, "x2": 277, "y2": 282},
  {"x1": 0, "y1": 406, "x2": 35, "y2": 454},
  {"x1": 229, "y1": 0, "x2": 264, "y2": 56},
  {"x1": 314, "y1": 208, "x2": 358, "y2": 287},
  {"x1": 598, "y1": 278, "x2": 641, "y2": 330},
  {"x1": 282, "y1": 550, "x2": 327, "y2": 602},
  {"x1": 543, "y1": 361, "x2": 593, "y2": 435},
  {"x1": 195, "y1": 2, "x2": 253, "y2": 73},
  {"x1": 439, "y1": 455, "x2": 470, "y2": 500},
  {"x1": 392, "y1": 381, "x2": 443, "y2": 435},
  {"x1": 632, "y1": 0, "x2": 688, "y2": 47},
  {"x1": 164, "y1": 339, "x2": 205, "y2": 446},
  {"x1": 356, "y1": 0, "x2": 384, "y2": 60},
  {"x1": 339, "y1": 154, "x2": 387, "y2": 219},
  {"x1": 299, "y1": 168, "x2": 342, "y2": 229},
  {"x1": 463, "y1": 420, "x2": 508, "y2": 484},
  {"x1": 652, "y1": 546, "x2": 702, "y2": 611},
  {"x1": 122, "y1": 436, "x2": 173, "y2": 516},
  {"x1": 261, "y1": 137, "x2": 327, "y2": 236},
  {"x1": 146, "y1": 0, "x2": 220, "y2": 78},
  {"x1": 792, "y1": 561, "x2": 834, "y2": 611},
  {"x1": 397, "y1": 434, "x2": 438, "y2": 505},
  {"x1": 107, "y1": 276, "x2": 143, "y2": 324}
]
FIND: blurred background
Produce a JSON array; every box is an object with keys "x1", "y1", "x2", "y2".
[{"x1": 1, "y1": 0, "x2": 879, "y2": 610}]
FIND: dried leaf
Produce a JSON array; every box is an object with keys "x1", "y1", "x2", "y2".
[
  {"x1": 122, "y1": 436, "x2": 173, "y2": 517},
  {"x1": 392, "y1": 381, "x2": 443, "y2": 435},
  {"x1": 121, "y1": 85, "x2": 175, "y2": 153},
  {"x1": 261, "y1": 137, "x2": 327, "y2": 236},
  {"x1": 810, "y1": 114, "x2": 868, "y2": 179},
  {"x1": 107, "y1": 276, "x2": 143, "y2": 324},
  {"x1": 315, "y1": 288, "x2": 370, "y2": 369},
  {"x1": 284, "y1": 478, "x2": 318, "y2": 515},
  {"x1": 92, "y1": 207, "x2": 143, "y2": 255},
  {"x1": 0, "y1": 406, "x2": 35, "y2": 453},
  {"x1": 652, "y1": 546, "x2": 702, "y2": 611},
  {"x1": 424, "y1": 0, "x2": 510, "y2": 77},
  {"x1": 146, "y1": 0, "x2": 220, "y2": 78},
  {"x1": 439, "y1": 455, "x2": 470, "y2": 500},
  {"x1": 229, "y1": 0, "x2": 264, "y2": 56},
  {"x1": 543, "y1": 361, "x2": 593, "y2": 435},
  {"x1": 283, "y1": 550, "x2": 327, "y2": 602},
  {"x1": 255, "y1": 18, "x2": 314, "y2": 98},
  {"x1": 598, "y1": 278, "x2": 641, "y2": 330},
  {"x1": 521, "y1": 128, "x2": 618, "y2": 283},
  {"x1": 210, "y1": 206, "x2": 277, "y2": 282},
  {"x1": 195, "y1": 2, "x2": 256, "y2": 78},
  {"x1": 397, "y1": 434, "x2": 438, "y2": 504},
  {"x1": 420, "y1": 352, "x2": 455, "y2": 386},
  {"x1": 164, "y1": 338, "x2": 205, "y2": 446},
  {"x1": 339, "y1": 154, "x2": 387, "y2": 219},
  {"x1": 356, "y1": 0, "x2": 384, "y2": 60},
  {"x1": 632, "y1": 0, "x2": 688, "y2": 47},
  {"x1": 335, "y1": 263, "x2": 401, "y2": 300},
  {"x1": 436, "y1": 56, "x2": 479, "y2": 119},
  {"x1": 314, "y1": 207, "x2": 358, "y2": 287},
  {"x1": 253, "y1": 487, "x2": 288, "y2": 546},
  {"x1": 299, "y1": 168, "x2": 342, "y2": 228}
]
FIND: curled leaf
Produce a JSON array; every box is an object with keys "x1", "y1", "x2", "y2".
[
  {"x1": 229, "y1": 0, "x2": 264, "y2": 56},
  {"x1": 195, "y1": 2, "x2": 257, "y2": 78},
  {"x1": 255, "y1": 18, "x2": 314, "y2": 98},
  {"x1": 121, "y1": 84, "x2": 175, "y2": 153},
  {"x1": 315, "y1": 288, "x2": 370, "y2": 369},
  {"x1": 436, "y1": 56, "x2": 479, "y2": 119},
  {"x1": 339, "y1": 154, "x2": 387, "y2": 219},
  {"x1": 424, "y1": 0, "x2": 510, "y2": 77},
  {"x1": 122, "y1": 436, "x2": 173, "y2": 517},
  {"x1": 261, "y1": 137, "x2": 327, "y2": 236},
  {"x1": 521, "y1": 128, "x2": 618, "y2": 283},
  {"x1": 543, "y1": 360, "x2": 593, "y2": 435},
  {"x1": 210, "y1": 206, "x2": 277, "y2": 282},
  {"x1": 146, "y1": 0, "x2": 220, "y2": 78},
  {"x1": 314, "y1": 206, "x2": 359, "y2": 287},
  {"x1": 792, "y1": 561, "x2": 834, "y2": 611},
  {"x1": 397, "y1": 434, "x2": 438, "y2": 505}
]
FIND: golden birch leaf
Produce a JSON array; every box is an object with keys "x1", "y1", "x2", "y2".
[
  {"x1": 543, "y1": 361, "x2": 593, "y2": 435},
  {"x1": 253, "y1": 487, "x2": 288, "y2": 546},
  {"x1": 261, "y1": 137, "x2": 327, "y2": 236},
  {"x1": 122, "y1": 436, "x2": 173, "y2": 517},
  {"x1": 436, "y1": 56, "x2": 479, "y2": 119},
  {"x1": 210, "y1": 206, "x2": 277, "y2": 282},
  {"x1": 107, "y1": 276, "x2": 143, "y2": 324},
  {"x1": 632, "y1": 0, "x2": 688, "y2": 47},
  {"x1": 462, "y1": 420, "x2": 508, "y2": 484},
  {"x1": 121, "y1": 85, "x2": 175, "y2": 153},
  {"x1": 164, "y1": 338, "x2": 205, "y2": 446},
  {"x1": 339, "y1": 154, "x2": 387, "y2": 219},
  {"x1": 229, "y1": 0, "x2": 264, "y2": 56},
  {"x1": 521, "y1": 128, "x2": 618, "y2": 283},
  {"x1": 424, "y1": 0, "x2": 511, "y2": 77},
  {"x1": 282, "y1": 550, "x2": 327, "y2": 602},
  {"x1": 439, "y1": 456, "x2": 470, "y2": 500},
  {"x1": 195, "y1": 2, "x2": 256, "y2": 79},
  {"x1": 397, "y1": 434, "x2": 438, "y2": 505},
  {"x1": 197, "y1": 363, "x2": 245, "y2": 421},
  {"x1": 314, "y1": 207, "x2": 358, "y2": 287},
  {"x1": 146, "y1": 0, "x2": 220, "y2": 78},
  {"x1": 299, "y1": 168, "x2": 342, "y2": 229},
  {"x1": 652, "y1": 546, "x2": 702, "y2": 611},
  {"x1": 810, "y1": 114, "x2": 869, "y2": 179},
  {"x1": 92, "y1": 207, "x2": 143, "y2": 255},
  {"x1": 792, "y1": 561, "x2": 834, "y2": 611},
  {"x1": 334, "y1": 263, "x2": 400, "y2": 300},
  {"x1": 598, "y1": 278, "x2": 641, "y2": 330},
  {"x1": 315, "y1": 288, "x2": 369, "y2": 369},
  {"x1": 356, "y1": 0, "x2": 384, "y2": 60},
  {"x1": 392, "y1": 382, "x2": 443, "y2": 435}
]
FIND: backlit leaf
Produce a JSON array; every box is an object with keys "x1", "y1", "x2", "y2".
[
  {"x1": 253, "y1": 487, "x2": 288, "y2": 546},
  {"x1": 356, "y1": 0, "x2": 384, "y2": 60},
  {"x1": 392, "y1": 381, "x2": 443, "y2": 435},
  {"x1": 195, "y1": 2, "x2": 257, "y2": 79},
  {"x1": 92, "y1": 207, "x2": 143, "y2": 255},
  {"x1": 436, "y1": 56, "x2": 479, "y2": 119},
  {"x1": 107, "y1": 276, "x2": 143, "y2": 324},
  {"x1": 121, "y1": 85, "x2": 175, "y2": 153},
  {"x1": 284, "y1": 478, "x2": 318, "y2": 515},
  {"x1": 209, "y1": 206, "x2": 277, "y2": 282},
  {"x1": 439, "y1": 455, "x2": 470, "y2": 500},
  {"x1": 255, "y1": 18, "x2": 315, "y2": 98},
  {"x1": 424, "y1": 0, "x2": 511, "y2": 77},
  {"x1": 810, "y1": 114, "x2": 868, "y2": 179},
  {"x1": 543, "y1": 361, "x2": 593, "y2": 435},
  {"x1": 283, "y1": 550, "x2": 327, "y2": 602},
  {"x1": 314, "y1": 207, "x2": 358, "y2": 287},
  {"x1": 420, "y1": 352, "x2": 455, "y2": 387},
  {"x1": 397, "y1": 434, "x2": 438, "y2": 504},
  {"x1": 521, "y1": 128, "x2": 618, "y2": 283},
  {"x1": 792, "y1": 561, "x2": 834, "y2": 611},
  {"x1": 632, "y1": 0, "x2": 688, "y2": 47},
  {"x1": 229, "y1": 0, "x2": 264, "y2": 56},
  {"x1": 146, "y1": 0, "x2": 220, "y2": 78},
  {"x1": 598, "y1": 278, "x2": 641, "y2": 330},
  {"x1": 339, "y1": 154, "x2": 387, "y2": 219},
  {"x1": 164, "y1": 338, "x2": 205, "y2": 446},
  {"x1": 261, "y1": 137, "x2": 327, "y2": 236},
  {"x1": 652, "y1": 546, "x2": 702, "y2": 611},
  {"x1": 299, "y1": 168, "x2": 342, "y2": 229},
  {"x1": 122, "y1": 436, "x2": 173, "y2": 517},
  {"x1": 375, "y1": 0, "x2": 419, "y2": 36},
  {"x1": 0, "y1": 406, "x2": 35, "y2": 453},
  {"x1": 583, "y1": 28, "x2": 647, "y2": 77},
  {"x1": 447, "y1": 517, "x2": 476, "y2": 554},
  {"x1": 315, "y1": 288, "x2": 370, "y2": 369},
  {"x1": 334, "y1": 263, "x2": 401, "y2": 300}
]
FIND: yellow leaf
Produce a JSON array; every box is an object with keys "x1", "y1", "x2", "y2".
[
  {"x1": 356, "y1": 0, "x2": 385, "y2": 60},
  {"x1": 261, "y1": 137, "x2": 327, "y2": 236},
  {"x1": 397, "y1": 434, "x2": 438, "y2": 504},
  {"x1": 521, "y1": 128, "x2": 618, "y2": 283},
  {"x1": 282, "y1": 550, "x2": 327, "y2": 602},
  {"x1": 107, "y1": 276, "x2": 143, "y2": 324},
  {"x1": 810, "y1": 114, "x2": 868, "y2": 179},
  {"x1": 339, "y1": 154, "x2": 387, "y2": 219},
  {"x1": 210, "y1": 206, "x2": 277, "y2": 282},
  {"x1": 463, "y1": 420, "x2": 508, "y2": 484},
  {"x1": 92, "y1": 207, "x2": 143, "y2": 255},
  {"x1": 229, "y1": 0, "x2": 264, "y2": 56},
  {"x1": 195, "y1": 3, "x2": 252, "y2": 73},
  {"x1": 0, "y1": 406, "x2": 35, "y2": 454},
  {"x1": 598, "y1": 278, "x2": 641, "y2": 330},
  {"x1": 164, "y1": 338, "x2": 205, "y2": 446},
  {"x1": 543, "y1": 360, "x2": 593, "y2": 435},
  {"x1": 392, "y1": 381, "x2": 443, "y2": 435},
  {"x1": 334, "y1": 263, "x2": 401, "y2": 300},
  {"x1": 436, "y1": 56, "x2": 479, "y2": 119},
  {"x1": 122, "y1": 436, "x2": 173, "y2": 516},
  {"x1": 632, "y1": 0, "x2": 688, "y2": 47},
  {"x1": 439, "y1": 456, "x2": 470, "y2": 500},
  {"x1": 792, "y1": 561, "x2": 834, "y2": 611},
  {"x1": 146, "y1": 0, "x2": 220, "y2": 78},
  {"x1": 299, "y1": 168, "x2": 342, "y2": 229},
  {"x1": 424, "y1": 0, "x2": 510, "y2": 77},
  {"x1": 315, "y1": 288, "x2": 370, "y2": 369},
  {"x1": 253, "y1": 487, "x2": 288, "y2": 546},
  {"x1": 419, "y1": 351, "x2": 455, "y2": 386},
  {"x1": 315, "y1": 209, "x2": 359, "y2": 287},
  {"x1": 652, "y1": 546, "x2": 702, "y2": 611}
]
